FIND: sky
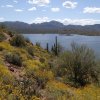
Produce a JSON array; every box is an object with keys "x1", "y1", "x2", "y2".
[{"x1": 0, "y1": 0, "x2": 100, "y2": 25}]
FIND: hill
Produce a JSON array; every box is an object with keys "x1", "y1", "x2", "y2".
[
  {"x1": 0, "y1": 26, "x2": 100, "y2": 99},
  {"x1": 0, "y1": 21, "x2": 100, "y2": 35}
]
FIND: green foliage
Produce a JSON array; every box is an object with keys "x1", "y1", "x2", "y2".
[
  {"x1": 46, "y1": 81, "x2": 74, "y2": 100},
  {"x1": 7, "y1": 31, "x2": 14, "y2": 37},
  {"x1": 0, "y1": 30, "x2": 100, "y2": 100},
  {"x1": 34, "y1": 70, "x2": 54, "y2": 89},
  {"x1": 0, "y1": 46, "x2": 4, "y2": 51},
  {"x1": 0, "y1": 33, "x2": 6, "y2": 42},
  {"x1": 0, "y1": 63, "x2": 14, "y2": 84},
  {"x1": 25, "y1": 37, "x2": 31, "y2": 43},
  {"x1": 5, "y1": 52, "x2": 22, "y2": 66},
  {"x1": 36, "y1": 42, "x2": 41, "y2": 47},
  {"x1": 53, "y1": 43, "x2": 100, "y2": 87},
  {"x1": 10, "y1": 35, "x2": 26, "y2": 47},
  {"x1": 26, "y1": 46, "x2": 34, "y2": 56},
  {"x1": 39, "y1": 57, "x2": 45, "y2": 63},
  {"x1": 0, "y1": 24, "x2": 6, "y2": 30}
]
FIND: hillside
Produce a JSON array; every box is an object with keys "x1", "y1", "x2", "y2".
[
  {"x1": 0, "y1": 21, "x2": 100, "y2": 35},
  {"x1": 0, "y1": 27, "x2": 100, "y2": 100}
]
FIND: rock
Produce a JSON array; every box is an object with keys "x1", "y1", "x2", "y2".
[
  {"x1": 9, "y1": 67, "x2": 14, "y2": 72},
  {"x1": 6, "y1": 63, "x2": 11, "y2": 67}
]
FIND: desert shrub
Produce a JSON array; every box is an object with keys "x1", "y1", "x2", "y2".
[
  {"x1": 19, "y1": 75, "x2": 37, "y2": 99},
  {"x1": 26, "y1": 66, "x2": 54, "y2": 90},
  {"x1": 36, "y1": 42, "x2": 41, "y2": 47},
  {"x1": 5, "y1": 52, "x2": 22, "y2": 66},
  {"x1": 45, "y1": 81, "x2": 74, "y2": 100},
  {"x1": 34, "y1": 70, "x2": 54, "y2": 89},
  {"x1": 0, "y1": 64, "x2": 14, "y2": 84},
  {"x1": 39, "y1": 58, "x2": 45, "y2": 63},
  {"x1": 26, "y1": 46, "x2": 34, "y2": 56},
  {"x1": 7, "y1": 31, "x2": 14, "y2": 37},
  {"x1": 0, "y1": 82, "x2": 26, "y2": 100},
  {"x1": 10, "y1": 35, "x2": 26, "y2": 47},
  {"x1": 0, "y1": 42, "x2": 14, "y2": 51},
  {"x1": 0, "y1": 24, "x2": 6, "y2": 32},
  {"x1": 53, "y1": 43, "x2": 100, "y2": 87},
  {"x1": 21, "y1": 68, "x2": 45, "y2": 98},
  {"x1": 0, "y1": 46, "x2": 4, "y2": 51},
  {"x1": 0, "y1": 33, "x2": 6, "y2": 42},
  {"x1": 25, "y1": 37, "x2": 31, "y2": 43}
]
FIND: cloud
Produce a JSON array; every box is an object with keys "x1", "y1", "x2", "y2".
[
  {"x1": 51, "y1": 8, "x2": 60, "y2": 12},
  {"x1": 63, "y1": 1, "x2": 77, "y2": 9},
  {"x1": 32, "y1": 17, "x2": 49, "y2": 23},
  {"x1": 83, "y1": 7, "x2": 100, "y2": 13},
  {"x1": 28, "y1": 0, "x2": 50, "y2": 6},
  {"x1": 6, "y1": 5, "x2": 14, "y2": 8},
  {"x1": 0, "y1": 17, "x2": 5, "y2": 21},
  {"x1": 42, "y1": 10, "x2": 46, "y2": 12},
  {"x1": 15, "y1": 9, "x2": 23, "y2": 12},
  {"x1": 57, "y1": 19, "x2": 100, "y2": 26},
  {"x1": 13, "y1": 0, "x2": 18, "y2": 3},
  {"x1": 28, "y1": 7, "x2": 36, "y2": 11},
  {"x1": 31, "y1": 17, "x2": 100, "y2": 25},
  {"x1": 1, "y1": 5, "x2": 13, "y2": 8}
]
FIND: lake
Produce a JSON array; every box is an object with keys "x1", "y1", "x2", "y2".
[{"x1": 23, "y1": 34, "x2": 100, "y2": 58}]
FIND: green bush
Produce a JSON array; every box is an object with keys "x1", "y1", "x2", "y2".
[
  {"x1": 0, "y1": 46, "x2": 4, "y2": 51},
  {"x1": 5, "y1": 52, "x2": 22, "y2": 66},
  {"x1": 25, "y1": 37, "x2": 31, "y2": 43},
  {"x1": 39, "y1": 58, "x2": 45, "y2": 63},
  {"x1": 0, "y1": 24, "x2": 6, "y2": 31},
  {"x1": 8, "y1": 31, "x2": 14, "y2": 37},
  {"x1": 26, "y1": 46, "x2": 34, "y2": 56},
  {"x1": 0, "y1": 33, "x2": 6, "y2": 42},
  {"x1": 10, "y1": 35, "x2": 26, "y2": 47},
  {"x1": 36, "y1": 42, "x2": 41, "y2": 47},
  {"x1": 53, "y1": 43, "x2": 100, "y2": 87}
]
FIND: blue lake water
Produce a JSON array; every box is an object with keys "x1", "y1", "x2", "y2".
[{"x1": 23, "y1": 34, "x2": 100, "y2": 58}]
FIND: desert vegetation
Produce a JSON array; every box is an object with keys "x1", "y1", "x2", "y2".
[
  {"x1": 0, "y1": 26, "x2": 100, "y2": 100},
  {"x1": 0, "y1": 33, "x2": 6, "y2": 42}
]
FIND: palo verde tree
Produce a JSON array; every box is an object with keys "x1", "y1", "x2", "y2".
[{"x1": 53, "y1": 43, "x2": 100, "y2": 87}]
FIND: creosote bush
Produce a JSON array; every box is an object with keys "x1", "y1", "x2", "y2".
[
  {"x1": 5, "y1": 52, "x2": 22, "y2": 66},
  {"x1": 10, "y1": 35, "x2": 26, "y2": 47}
]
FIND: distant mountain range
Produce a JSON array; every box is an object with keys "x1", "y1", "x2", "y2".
[{"x1": 0, "y1": 21, "x2": 100, "y2": 35}]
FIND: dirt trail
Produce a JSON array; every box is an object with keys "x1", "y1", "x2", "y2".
[
  {"x1": 3, "y1": 32, "x2": 11, "y2": 41},
  {"x1": 3, "y1": 33, "x2": 24, "y2": 80},
  {"x1": 5, "y1": 62, "x2": 24, "y2": 80}
]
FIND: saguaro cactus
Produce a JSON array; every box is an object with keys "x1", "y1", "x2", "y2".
[
  {"x1": 51, "y1": 36, "x2": 59, "y2": 56},
  {"x1": 55, "y1": 36, "x2": 58, "y2": 55},
  {"x1": 46, "y1": 43, "x2": 49, "y2": 52}
]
